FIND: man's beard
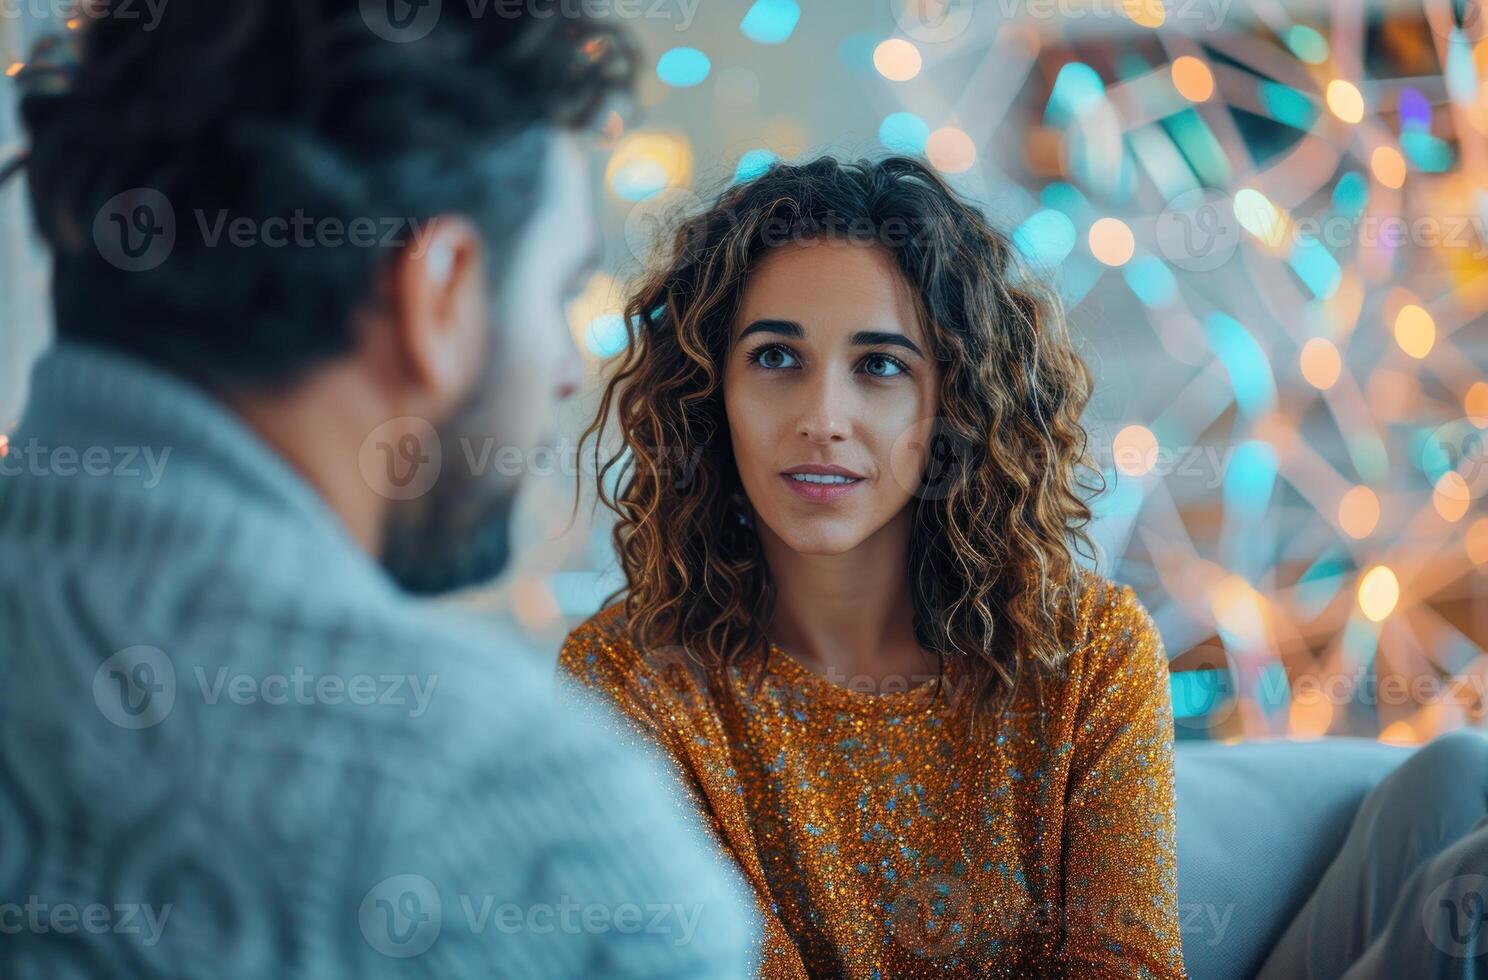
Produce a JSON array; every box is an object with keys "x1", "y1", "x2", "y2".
[
  {"x1": 381, "y1": 481, "x2": 517, "y2": 596},
  {"x1": 378, "y1": 342, "x2": 520, "y2": 596}
]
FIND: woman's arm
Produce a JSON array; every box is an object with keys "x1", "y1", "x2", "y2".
[{"x1": 1058, "y1": 584, "x2": 1187, "y2": 979}]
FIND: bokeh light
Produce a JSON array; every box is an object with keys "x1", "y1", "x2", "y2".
[
  {"x1": 740, "y1": 0, "x2": 801, "y2": 45},
  {"x1": 1433, "y1": 472, "x2": 1471, "y2": 522},
  {"x1": 1113, "y1": 424, "x2": 1160, "y2": 476},
  {"x1": 656, "y1": 47, "x2": 711, "y2": 88},
  {"x1": 878, "y1": 112, "x2": 931, "y2": 154},
  {"x1": 604, "y1": 131, "x2": 694, "y2": 202},
  {"x1": 1465, "y1": 380, "x2": 1488, "y2": 426},
  {"x1": 1121, "y1": 0, "x2": 1166, "y2": 29},
  {"x1": 1357, "y1": 565, "x2": 1400, "y2": 621},
  {"x1": 1089, "y1": 217, "x2": 1136, "y2": 266},
  {"x1": 1338, "y1": 485, "x2": 1381, "y2": 539},
  {"x1": 1393, "y1": 304, "x2": 1436, "y2": 359},
  {"x1": 1370, "y1": 145, "x2": 1407, "y2": 189},
  {"x1": 1300, "y1": 338, "x2": 1342, "y2": 389},
  {"x1": 926, "y1": 127, "x2": 976, "y2": 172},
  {"x1": 873, "y1": 39, "x2": 922, "y2": 82},
  {"x1": 1171, "y1": 56, "x2": 1214, "y2": 102},
  {"x1": 1326, "y1": 79, "x2": 1365, "y2": 123}
]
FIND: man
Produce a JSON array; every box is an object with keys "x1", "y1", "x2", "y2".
[{"x1": 0, "y1": 2, "x2": 757, "y2": 975}]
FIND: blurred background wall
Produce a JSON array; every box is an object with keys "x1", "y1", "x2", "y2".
[
  {"x1": 496, "y1": 0, "x2": 1488, "y2": 747},
  {"x1": 3, "y1": 1, "x2": 1485, "y2": 745},
  {"x1": 1, "y1": 12, "x2": 50, "y2": 435}
]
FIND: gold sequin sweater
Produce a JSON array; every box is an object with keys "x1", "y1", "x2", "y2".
[{"x1": 558, "y1": 577, "x2": 1185, "y2": 979}]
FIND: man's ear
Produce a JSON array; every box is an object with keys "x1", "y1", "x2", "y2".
[{"x1": 384, "y1": 215, "x2": 489, "y2": 405}]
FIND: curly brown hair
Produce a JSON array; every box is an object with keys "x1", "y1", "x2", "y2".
[{"x1": 580, "y1": 155, "x2": 1105, "y2": 713}]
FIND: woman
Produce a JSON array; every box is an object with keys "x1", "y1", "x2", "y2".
[{"x1": 560, "y1": 155, "x2": 1182, "y2": 978}]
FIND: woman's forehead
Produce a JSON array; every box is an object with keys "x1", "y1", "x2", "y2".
[{"x1": 734, "y1": 241, "x2": 924, "y2": 342}]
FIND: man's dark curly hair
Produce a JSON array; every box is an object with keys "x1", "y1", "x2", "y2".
[{"x1": 12, "y1": 0, "x2": 634, "y2": 387}]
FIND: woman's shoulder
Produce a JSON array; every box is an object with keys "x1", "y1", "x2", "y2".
[
  {"x1": 1073, "y1": 569, "x2": 1157, "y2": 632},
  {"x1": 560, "y1": 603, "x2": 712, "y2": 690},
  {"x1": 1066, "y1": 570, "x2": 1167, "y2": 682},
  {"x1": 559, "y1": 602, "x2": 721, "y2": 739},
  {"x1": 559, "y1": 602, "x2": 641, "y2": 680}
]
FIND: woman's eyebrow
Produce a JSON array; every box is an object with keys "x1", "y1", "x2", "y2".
[
  {"x1": 851, "y1": 331, "x2": 923, "y2": 357},
  {"x1": 737, "y1": 318, "x2": 804, "y2": 342}
]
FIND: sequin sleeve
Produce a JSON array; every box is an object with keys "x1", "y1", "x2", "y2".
[
  {"x1": 1058, "y1": 584, "x2": 1186, "y2": 979},
  {"x1": 556, "y1": 609, "x2": 691, "y2": 756}
]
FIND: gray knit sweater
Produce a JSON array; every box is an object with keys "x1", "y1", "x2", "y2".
[{"x1": 0, "y1": 342, "x2": 759, "y2": 978}]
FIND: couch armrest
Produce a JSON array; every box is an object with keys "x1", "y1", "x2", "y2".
[{"x1": 1174, "y1": 737, "x2": 1411, "y2": 980}]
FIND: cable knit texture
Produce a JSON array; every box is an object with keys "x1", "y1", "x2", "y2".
[{"x1": 0, "y1": 341, "x2": 759, "y2": 978}]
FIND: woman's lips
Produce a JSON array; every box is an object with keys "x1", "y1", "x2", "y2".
[{"x1": 780, "y1": 472, "x2": 865, "y2": 502}]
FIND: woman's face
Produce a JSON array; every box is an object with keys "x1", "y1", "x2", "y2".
[{"x1": 724, "y1": 239, "x2": 941, "y2": 556}]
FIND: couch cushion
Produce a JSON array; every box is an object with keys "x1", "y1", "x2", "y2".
[{"x1": 1174, "y1": 737, "x2": 1411, "y2": 980}]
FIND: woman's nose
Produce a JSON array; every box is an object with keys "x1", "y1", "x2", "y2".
[{"x1": 796, "y1": 374, "x2": 851, "y2": 443}]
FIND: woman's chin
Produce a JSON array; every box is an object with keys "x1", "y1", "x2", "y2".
[{"x1": 769, "y1": 523, "x2": 872, "y2": 558}]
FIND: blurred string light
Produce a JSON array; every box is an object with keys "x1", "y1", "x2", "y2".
[
  {"x1": 605, "y1": 131, "x2": 693, "y2": 202},
  {"x1": 1371, "y1": 145, "x2": 1408, "y2": 188},
  {"x1": 879, "y1": 111, "x2": 931, "y2": 154},
  {"x1": 1300, "y1": 338, "x2": 1342, "y2": 390},
  {"x1": 1337, "y1": 485, "x2": 1380, "y2": 539},
  {"x1": 1113, "y1": 424, "x2": 1160, "y2": 476},
  {"x1": 1326, "y1": 79, "x2": 1366, "y2": 123},
  {"x1": 873, "y1": 38, "x2": 922, "y2": 81},
  {"x1": 1285, "y1": 24, "x2": 1329, "y2": 63},
  {"x1": 1089, "y1": 216, "x2": 1135, "y2": 266},
  {"x1": 566, "y1": 272, "x2": 631, "y2": 360},
  {"x1": 1204, "y1": 313, "x2": 1277, "y2": 417},
  {"x1": 1013, "y1": 209, "x2": 1077, "y2": 268},
  {"x1": 1123, "y1": 255, "x2": 1177, "y2": 307},
  {"x1": 734, "y1": 148, "x2": 778, "y2": 182},
  {"x1": 1357, "y1": 566, "x2": 1400, "y2": 622},
  {"x1": 1121, "y1": 0, "x2": 1166, "y2": 29},
  {"x1": 1393, "y1": 303, "x2": 1436, "y2": 358},
  {"x1": 1170, "y1": 56, "x2": 1214, "y2": 102},
  {"x1": 740, "y1": 0, "x2": 801, "y2": 45},
  {"x1": 656, "y1": 46, "x2": 711, "y2": 88},
  {"x1": 925, "y1": 127, "x2": 976, "y2": 172},
  {"x1": 1467, "y1": 380, "x2": 1488, "y2": 425}
]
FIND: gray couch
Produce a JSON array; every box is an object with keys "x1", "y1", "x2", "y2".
[{"x1": 1175, "y1": 737, "x2": 1412, "y2": 980}]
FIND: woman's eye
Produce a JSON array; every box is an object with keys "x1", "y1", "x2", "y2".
[
  {"x1": 862, "y1": 353, "x2": 906, "y2": 378},
  {"x1": 751, "y1": 345, "x2": 799, "y2": 370}
]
